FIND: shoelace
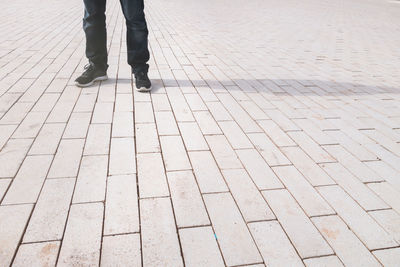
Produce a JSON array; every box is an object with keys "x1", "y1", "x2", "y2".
[{"x1": 82, "y1": 63, "x2": 94, "y2": 75}]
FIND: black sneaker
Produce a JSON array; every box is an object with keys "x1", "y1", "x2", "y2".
[
  {"x1": 134, "y1": 71, "x2": 152, "y2": 92},
  {"x1": 75, "y1": 64, "x2": 108, "y2": 87}
]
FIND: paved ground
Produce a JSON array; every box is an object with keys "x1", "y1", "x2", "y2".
[{"x1": 1, "y1": 0, "x2": 400, "y2": 266}]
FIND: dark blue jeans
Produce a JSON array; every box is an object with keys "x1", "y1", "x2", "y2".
[{"x1": 83, "y1": 0, "x2": 150, "y2": 73}]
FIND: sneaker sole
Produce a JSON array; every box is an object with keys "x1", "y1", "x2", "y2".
[
  {"x1": 136, "y1": 85, "x2": 152, "y2": 92},
  {"x1": 75, "y1": 75, "x2": 108, "y2": 88}
]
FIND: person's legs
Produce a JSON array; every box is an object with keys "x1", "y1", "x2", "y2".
[
  {"x1": 83, "y1": 0, "x2": 108, "y2": 70},
  {"x1": 119, "y1": 0, "x2": 150, "y2": 74}
]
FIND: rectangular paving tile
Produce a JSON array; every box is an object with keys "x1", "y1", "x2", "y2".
[
  {"x1": 248, "y1": 133, "x2": 291, "y2": 166},
  {"x1": 160, "y1": 135, "x2": 191, "y2": 171},
  {"x1": 281, "y1": 146, "x2": 336, "y2": 186},
  {"x1": 218, "y1": 121, "x2": 253, "y2": 149},
  {"x1": 0, "y1": 179, "x2": 11, "y2": 200},
  {"x1": 365, "y1": 160, "x2": 400, "y2": 192},
  {"x1": 258, "y1": 119, "x2": 296, "y2": 147},
  {"x1": 0, "y1": 138, "x2": 32, "y2": 178},
  {"x1": 0, "y1": 204, "x2": 33, "y2": 266},
  {"x1": 188, "y1": 151, "x2": 229, "y2": 193},
  {"x1": 369, "y1": 209, "x2": 400, "y2": 244},
  {"x1": 47, "y1": 139, "x2": 85, "y2": 178},
  {"x1": 104, "y1": 174, "x2": 139, "y2": 235},
  {"x1": 155, "y1": 111, "x2": 180, "y2": 135},
  {"x1": 23, "y1": 178, "x2": 74, "y2": 242},
  {"x1": 368, "y1": 182, "x2": 400, "y2": 214},
  {"x1": 223, "y1": 169, "x2": 275, "y2": 222},
  {"x1": 205, "y1": 135, "x2": 242, "y2": 169},
  {"x1": 373, "y1": 247, "x2": 400, "y2": 267},
  {"x1": 288, "y1": 131, "x2": 336, "y2": 163},
  {"x1": 72, "y1": 155, "x2": 108, "y2": 203},
  {"x1": 112, "y1": 112, "x2": 134, "y2": 137},
  {"x1": 3, "y1": 155, "x2": 53, "y2": 204},
  {"x1": 83, "y1": 124, "x2": 111, "y2": 155},
  {"x1": 262, "y1": 189, "x2": 333, "y2": 258},
  {"x1": 137, "y1": 153, "x2": 169, "y2": 198},
  {"x1": 134, "y1": 102, "x2": 155, "y2": 123},
  {"x1": 324, "y1": 145, "x2": 383, "y2": 183},
  {"x1": 312, "y1": 215, "x2": 381, "y2": 267},
  {"x1": 109, "y1": 137, "x2": 136, "y2": 175},
  {"x1": 167, "y1": 87, "x2": 195, "y2": 122},
  {"x1": 317, "y1": 185, "x2": 398, "y2": 250},
  {"x1": 272, "y1": 165, "x2": 335, "y2": 217},
  {"x1": 203, "y1": 193, "x2": 262, "y2": 266},
  {"x1": 248, "y1": 221, "x2": 303, "y2": 267},
  {"x1": 28, "y1": 123, "x2": 65, "y2": 155},
  {"x1": 62, "y1": 112, "x2": 91, "y2": 139},
  {"x1": 101, "y1": 234, "x2": 141, "y2": 267},
  {"x1": 57, "y1": 203, "x2": 103, "y2": 266},
  {"x1": 140, "y1": 198, "x2": 183, "y2": 267},
  {"x1": 91, "y1": 102, "x2": 114, "y2": 123},
  {"x1": 321, "y1": 162, "x2": 389, "y2": 211},
  {"x1": 167, "y1": 170, "x2": 210, "y2": 228},
  {"x1": 12, "y1": 111, "x2": 48, "y2": 139},
  {"x1": 236, "y1": 149, "x2": 284, "y2": 190},
  {"x1": 13, "y1": 241, "x2": 60, "y2": 267},
  {"x1": 178, "y1": 122, "x2": 209, "y2": 151},
  {"x1": 135, "y1": 123, "x2": 161, "y2": 153},
  {"x1": 194, "y1": 111, "x2": 222, "y2": 135},
  {"x1": 179, "y1": 226, "x2": 225, "y2": 267}
]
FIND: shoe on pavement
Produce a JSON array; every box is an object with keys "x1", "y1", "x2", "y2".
[
  {"x1": 134, "y1": 71, "x2": 152, "y2": 92},
  {"x1": 75, "y1": 64, "x2": 108, "y2": 87}
]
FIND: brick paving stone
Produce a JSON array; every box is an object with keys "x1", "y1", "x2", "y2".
[
  {"x1": 91, "y1": 102, "x2": 114, "y2": 124},
  {"x1": 47, "y1": 139, "x2": 84, "y2": 178},
  {"x1": 28, "y1": 123, "x2": 65, "y2": 155},
  {"x1": 320, "y1": 162, "x2": 389, "y2": 211},
  {"x1": 369, "y1": 209, "x2": 400, "y2": 244},
  {"x1": 137, "y1": 153, "x2": 170, "y2": 198},
  {"x1": 104, "y1": 174, "x2": 139, "y2": 235},
  {"x1": 62, "y1": 112, "x2": 91, "y2": 139},
  {"x1": 83, "y1": 124, "x2": 111, "y2": 155},
  {"x1": 2, "y1": 155, "x2": 53, "y2": 204},
  {"x1": 101, "y1": 234, "x2": 141, "y2": 267},
  {"x1": 248, "y1": 221, "x2": 303, "y2": 267},
  {"x1": 236, "y1": 149, "x2": 284, "y2": 190},
  {"x1": 160, "y1": 135, "x2": 192, "y2": 171},
  {"x1": 312, "y1": 215, "x2": 381, "y2": 267},
  {"x1": 365, "y1": 160, "x2": 400, "y2": 192},
  {"x1": 140, "y1": 198, "x2": 184, "y2": 267},
  {"x1": 134, "y1": 102, "x2": 155, "y2": 123},
  {"x1": 303, "y1": 256, "x2": 344, "y2": 267},
  {"x1": 272, "y1": 165, "x2": 335, "y2": 217},
  {"x1": 263, "y1": 189, "x2": 333, "y2": 258},
  {"x1": 58, "y1": 203, "x2": 103, "y2": 266},
  {"x1": 206, "y1": 101, "x2": 233, "y2": 121},
  {"x1": 188, "y1": 150, "x2": 229, "y2": 193},
  {"x1": 0, "y1": 204, "x2": 33, "y2": 266},
  {"x1": 317, "y1": 185, "x2": 398, "y2": 250},
  {"x1": 73, "y1": 155, "x2": 108, "y2": 203},
  {"x1": 218, "y1": 121, "x2": 253, "y2": 149},
  {"x1": 373, "y1": 247, "x2": 400, "y2": 267},
  {"x1": 248, "y1": 133, "x2": 291, "y2": 166},
  {"x1": 0, "y1": 138, "x2": 32, "y2": 178},
  {"x1": 205, "y1": 135, "x2": 242, "y2": 169},
  {"x1": 135, "y1": 123, "x2": 161, "y2": 153},
  {"x1": 368, "y1": 182, "x2": 400, "y2": 214},
  {"x1": 223, "y1": 169, "x2": 275, "y2": 222},
  {"x1": 179, "y1": 226, "x2": 225, "y2": 267},
  {"x1": 13, "y1": 241, "x2": 60, "y2": 267},
  {"x1": 12, "y1": 111, "x2": 48, "y2": 139},
  {"x1": 281, "y1": 146, "x2": 335, "y2": 186},
  {"x1": 167, "y1": 170, "x2": 210, "y2": 227},
  {"x1": 203, "y1": 193, "x2": 262, "y2": 266},
  {"x1": 155, "y1": 111, "x2": 180, "y2": 135},
  {"x1": 23, "y1": 178, "x2": 74, "y2": 242},
  {"x1": 112, "y1": 112, "x2": 134, "y2": 137},
  {"x1": 324, "y1": 145, "x2": 383, "y2": 183},
  {"x1": 194, "y1": 111, "x2": 222, "y2": 135},
  {"x1": 109, "y1": 137, "x2": 136, "y2": 175},
  {"x1": 258, "y1": 119, "x2": 296, "y2": 147},
  {"x1": 178, "y1": 122, "x2": 209, "y2": 151}
]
